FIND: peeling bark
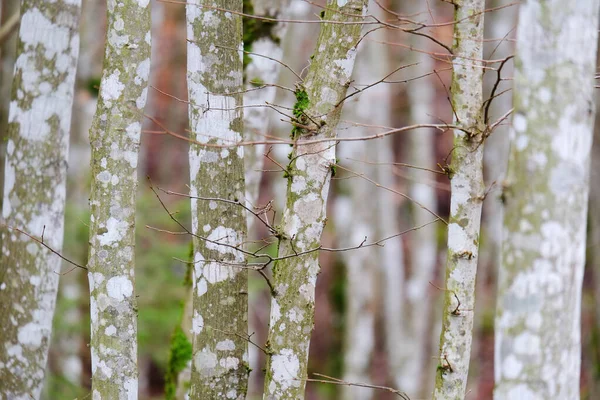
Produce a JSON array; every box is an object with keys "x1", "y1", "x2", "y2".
[
  {"x1": 86, "y1": 1, "x2": 151, "y2": 399},
  {"x1": 494, "y1": 1, "x2": 600, "y2": 398},
  {"x1": 186, "y1": 1, "x2": 249, "y2": 398},
  {"x1": 262, "y1": 1, "x2": 368, "y2": 398},
  {"x1": 432, "y1": 1, "x2": 486, "y2": 399},
  {"x1": 0, "y1": 2, "x2": 81, "y2": 398}
]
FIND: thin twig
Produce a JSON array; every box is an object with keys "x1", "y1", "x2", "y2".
[{"x1": 2, "y1": 225, "x2": 87, "y2": 271}]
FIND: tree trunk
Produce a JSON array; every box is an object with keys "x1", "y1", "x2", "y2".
[
  {"x1": 432, "y1": 1, "x2": 485, "y2": 398},
  {"x1": 86, "y1": 1, "x2": 151, "y2": 398},
  {"x1": 262, "y1": 1, "x2": 368, "y2": 398},
  {"x1": 494, "y1": 0, "x2": 600, "y2": 398},
  {"x1": 0, "y1": 2, "x2": 81, "y2": 398},
  {"x1": 243, "y1": 0, "x2": 290, "y2": 231},
  {"x1": 0, "y1": 0, "x2": 20, "y2": 209},
  {"x1": 399, "y1": 3, "x2": 439, "y2": 396},
  {"x1": 186, "y1": 1, "x2": 249, "y2": 398},
  {"x1": 335, "y1": 4, "x2": 394, "y2": 393}
]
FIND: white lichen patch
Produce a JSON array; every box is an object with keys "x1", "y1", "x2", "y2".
[
  {"x1": 97, "y1": 217, "x2": 129, "y2": 246},
  {"x1": 270, "y1": 299, "x2": 282, "y2": 324},
  {"x1": 191, "y1": 311, "x2": 204, "y2": 334},
  {"x1": 100, "y1": 70, "x2": 125, "y2": 106},
  {"x1": 194, "y1": 348, "x2": 217, "y2": 371},
  {"x1": 206, "y1": 226, "x2": 242, "y2": 256},
  {"x1": 196, "y1": 277, "x2": 207, "y2": 297},
  {"x1": 106, "y1": 276, "x2": 133, "y2": 301},
  {"x1": 271, "y1": 348, "x2": 301, "y2": 390},
  {"x1": 202, "y1": 261, "x2": 236, "y2": 284},
  {"x1": 216, "y1": 339, "x2": 236, "y2": 351}
]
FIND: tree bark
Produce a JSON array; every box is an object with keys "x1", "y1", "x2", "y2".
[
  {"x1": 432, "y1": 1, "x2": 485, "y2": 399},
  {"x1": 0, "y1": 2, "x2": 81, "y2": 398},
  {"x1": 494, "y1": 1, "x2": 600, "y2": 398},
  {"x1": 335, "y1": 5, "x2": 394, "y2": 393},
  {"x1": 399, "y1": 3, "x2": 439, "y2": 396},
  {"x1": 186, "y1": 1, "x2": 249, "y2": 398},
  {"x1": 86, "y1": 1, "x2": 151, "y2": 399},
  {"x1": 262, "y1": 1, "x2": 368, "y2": 398},
  {"x1": 243, "y1": 0, "x2": 290, "y2": 231},
  {"x1": 0, "y1": 0, "x2": 20, "y2": 208}
]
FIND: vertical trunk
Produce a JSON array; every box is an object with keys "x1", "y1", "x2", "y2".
[
  {"x1": 242, "y1": 1, "x2": 290, "y2": 395},
  {"x1": 335, "y1": 3, "x2": 395, "y2": 393},
  {"x1": 263, "y1": 1, "x2": 368, "y2": 398},
  {"x1": 433, "y1": 1, "x2": 485, "y2": 399},
  {"x1": 480, "y1": 0, "x2": 514, "y2": 289},
  {"x1": 0, "y1": 2, "x2": 81, "y2": 398},
  {"x1": 186, "y1": 1, "x2": 249, "y2": 398},
  {"x1": 243, "y1": 0, "x2": 290, "y2": 230},
  {"x1": 86, "y1": 1, "x2": 151, "y2": 398},
  {"x1": 587, "y1": 103, "x2": 600, "y2": 399},
  {"x1": 399, "y1": 3, "x2": 439, "y2": 396},
  {"x1": 0, "y1": 0, "x2": 20, "y2": 208},
  {"x1": 494, "y1": 1, "x2": 600, "y2": 398}
]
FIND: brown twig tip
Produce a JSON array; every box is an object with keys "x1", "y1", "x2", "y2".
[{"x1": 305, "y1": 372, "x2": 411, "y2": 399}]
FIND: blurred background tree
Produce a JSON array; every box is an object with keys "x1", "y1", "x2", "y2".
[{"x1": 1, "y1": 0, "x2": 600, "y2": 399}]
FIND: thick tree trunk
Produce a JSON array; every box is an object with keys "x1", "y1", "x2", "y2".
[
  {"x1": 494, "y1": 1, "x2": 600, "y2": 398},
  {"x1": 186, "y1": 1, "x2": 249, "y2": 398},
  {"x1": 432, "y1": 1, "x2": 485, "y2": 399},
  {"x1": 262, "y1": 1, "x2": 368, "y2": 398},
  {"x1": 0, "y1": 2, "x2": 81, "y2": 398},
  {"x1": 86, "y1": 1, "x2": 151, "y2": 398}
]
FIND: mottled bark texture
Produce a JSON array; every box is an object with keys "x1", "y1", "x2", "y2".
[
  {"x1": 0, "y1": 2, "x2": 81, "y2": 398},
  {"x1": 433, "y1": 1, "x2": 485, "y2": 399},
  {"x1": 494, "y1": 1, "x2": 600, "y2": 398},
  {"x1": 186, "y1": 1, "x2": 249, "y2": 399},
  {"x1": 86, "y1": 1, "x2": 151, "y2": 399},
  {"x1": 263, "y1": 1, "x2": 368, "y2": 398},
  {"x1": 243, "y1": 0, "x2": 290, "y2": 231}
]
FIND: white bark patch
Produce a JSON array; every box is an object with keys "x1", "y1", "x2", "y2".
[
  {"x1": 216, "y1": 339, "x2": 236, "y2": 351},
  {"x1": 100, "y1": 70, "x2": 125, "y2": 105},
  {"x1": 271, "y1": 349, "x2": 301, "y2": 390},
  {"x1": 106, "y1": 276, "x2": 134, "y2": 301},
  {"x1": 196, "y1": 277, "x2": 207, "y2": 297},
  {"x1": 270, "y1": 298, "x2": 282, "y2": 324},
  {"x1": 98, "y1": 217, "x2": 128, "y2": 246},
  {"x1": 124, "y1": 377, "x2": 138, "y2": 400},
  {"x1": 202, "y1": 261, "x2": 235, "y2": 284},
  {"x1": 20, "y1": 9, "x2": 70, "y2": 56},
  {"x1": 502, "y1": 354, "x2": 523, "y2": 379},
  {"x1": 191, "y1": 311, "x2": 204, "y2": 334},
  {"x1": 333, "y1": 47, "x2": 357, "y2": 78},
  {"x1": 18, "y1": 322, "x2": 44, "y2": 348},
  {"x1": 135, "y1": 58, "x2": 151, "y2": 85},
  {"x1": 206, "y1": 226, "x2": 241, "y2": 256},
  {"x1": 220, "y1": 357, "x2": 239, "y2": 370},
  {"x1": 194, "y1": 348, "x2": 217, "y2": 371}
]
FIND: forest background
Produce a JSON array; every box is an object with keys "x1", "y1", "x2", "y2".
[{"x1": 1, "y1": 0, "x2": 599, "y2": 399}]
